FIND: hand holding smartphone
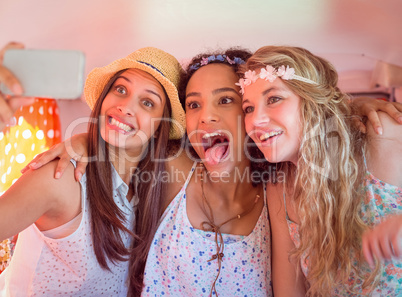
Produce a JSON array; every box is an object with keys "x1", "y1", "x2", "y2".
[{"x1": 0, "y1": 49, "x2": 85, "y2": 100}]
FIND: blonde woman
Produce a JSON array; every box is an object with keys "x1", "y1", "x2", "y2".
[{"x1": 240, "y1": 45, "x2": 402, "y2": 296}]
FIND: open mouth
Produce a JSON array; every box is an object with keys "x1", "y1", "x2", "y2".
[
  {"x1": 108, "y1": 116, "x2": 135, "y2": 134},
  {"x1": 202, "y1": 132, "x2": 230, "y2": 165},
  {"x1": 259, "y1": 130, "x2": 283, "y2": 142}
]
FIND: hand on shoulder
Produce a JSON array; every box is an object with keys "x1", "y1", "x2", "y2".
[
  {"x1": 367, "y1": 111, "x2": 402, "y2": 140},
  {"x1": 366, "y1": 112, "x2": 402, "y2": 188}
]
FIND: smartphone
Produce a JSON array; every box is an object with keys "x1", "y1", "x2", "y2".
[{"x1": 0, "y1": 49, "x2": 85, "y2": 99}]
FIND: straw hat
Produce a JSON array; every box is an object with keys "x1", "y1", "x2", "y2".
[{"x1": 84, "y1": 47, "x2": 186, "y2": 139}]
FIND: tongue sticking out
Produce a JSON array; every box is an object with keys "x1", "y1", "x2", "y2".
[{"x1": 204, "y1": 143, "x2": 227, "y2": 165}]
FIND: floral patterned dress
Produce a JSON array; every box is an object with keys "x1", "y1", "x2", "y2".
[
  {"x1": 0, "y1": 98, "x2": 61, "y2": 273},
  {"x1": 286, "y1": 172, "x2": 402, "y2": 296}
]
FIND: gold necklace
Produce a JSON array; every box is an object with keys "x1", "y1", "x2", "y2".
[{"x1": 198, "y1": 163, "x2": 260, "y2": 296}]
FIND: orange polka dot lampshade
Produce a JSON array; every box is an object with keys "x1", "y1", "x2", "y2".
[{"x1": 0, "y1": 98, "x2": 62, "y2": 274}]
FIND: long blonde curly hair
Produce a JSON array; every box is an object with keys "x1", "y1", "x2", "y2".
[{"x1": 241, "y1": 46, "x2": 379, "y2": 296}]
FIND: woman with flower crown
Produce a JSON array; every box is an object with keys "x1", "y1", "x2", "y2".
[{"x1": 240, "y1": 45, "x2": 402, "y2": 296}]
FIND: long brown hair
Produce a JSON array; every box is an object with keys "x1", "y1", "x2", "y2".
[
  {"x1": 128, "y1": 92, "x2": 172, "y2": 296},
  {"x1": 86, "y1": 69, "x2": 171, "y2": 289}
]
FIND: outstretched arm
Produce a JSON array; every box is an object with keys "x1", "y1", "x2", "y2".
[
  {"x1": 365, "y1": 111, "x2": 402, "y2": 188},
  {"x1": 22, "y1": 133, "x2": 89, "y2": 181},
  {"x1": 350, "y1": 97, "x2": 402, "y2": 135}
]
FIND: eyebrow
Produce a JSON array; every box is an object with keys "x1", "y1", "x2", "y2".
[
  {"x1": 116, "y1": 75, "x2": 163, "y2": 102},
  {"x1": 185, "y1": 87, "x2": 239, "y2": 100},
  {"x1": 242, "y1": 87, "x2": 283, "y2": 105},
  {"x1": 262, "y1": 87, "x2": 278, "y2": 96}
]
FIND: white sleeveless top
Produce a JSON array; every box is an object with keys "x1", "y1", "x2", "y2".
[
  {"x1": 0, "y1": 161, "x2": 135, "y2": 296},
  {"x1": 142, "y1": 163, "x2": 272, "y2": 296}
]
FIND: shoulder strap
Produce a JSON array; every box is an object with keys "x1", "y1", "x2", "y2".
[
  {"x1": 182, "y1": 162, "x2": 198, "y2": 190},
  {"x1": 283, "y1": 192, "x2": 290, "y2": 220}
]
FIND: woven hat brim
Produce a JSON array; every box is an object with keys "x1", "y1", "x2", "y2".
[{"x1": 84, "y1": 59, "x2": 186, "y2": 139}]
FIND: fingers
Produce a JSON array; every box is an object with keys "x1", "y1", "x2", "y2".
[
  {"x1": 366, "y1": 110, "x2": 383, "y2": 135},
  {"x1": 351, "y1": 116, "x2": 366, "y2": 134},
  {"x1": 9, "y1": 96, "x2": 35, "y2": 110},
  {"x1": 22, "y1": 147, "x2": 76, "y2": 180},
  {"x1": 350, "y1": 97, "x2": 402, "y2": 134},
  {"x1": 362, "y1": 217, "x2": 402, "y2": 268},
  {"x1": 390, "y1": 236, "x2": 402, "y2": 258},
  {"x1": 0, "y1": 94, "x2": 15, "y2": 130},
  {"x1": 0, "y1": 96, "x2": 35, "y2": 131},
  {"x1": 54, "y1": 155, "x2": 73, "y2": 179},
  {"x1": 366, "y1": 234, "x2": 383, "y2": 267},
  {"x1": 390, "y1": 223, "x2": 402, "y2": 258},
  {"x1": 75, "y1": 158, "x2": 88, "y2": 182},
  {"x1": 0, "y1": 42, "x2": 24, "y2": 63},
  {"x1": 362, "y1": 233, "x2": 375, "y2": 268},
  {"x1": 382, "y1": 102, "x2": 402, "y2": 124},
  {"x1": 21, "y1": 152, "x2": 45, "y2": 173},
  {"x1": 25, "y1": 144, "x2": 65, "y2": 171},
  {"x1": 0, "y1": 59, "x2": 28, "y2": 130},
  {"x1": 21, "y1": 145, "x2": 76, "y2": 180},
  {"x1": 362, "y1": 228, "x2": 388, "y2": 267},
  {"x1": 378, "y1": 237, "x2": 393, "y2": 261},
  {"x1": 0, "y1": 65, "x2": 23, "y2": 95},
  {"x1": 21, "y1": 134, "x2": 90, "y2": 181}
]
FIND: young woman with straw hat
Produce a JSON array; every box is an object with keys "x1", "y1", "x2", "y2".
[{"x1": 0, "y1": 46, "x2": 186, "y2": 296}]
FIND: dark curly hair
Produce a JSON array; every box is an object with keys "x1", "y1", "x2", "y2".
[
  {"x1": 176, "y1": 47, "x2": 273, "y2": 184},
  {"x1": 178, "y1": 47, "x2": 252, "y2": 110}
]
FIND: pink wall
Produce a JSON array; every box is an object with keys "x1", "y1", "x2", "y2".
[{"x1": 1, "y1": 0, "x2": 401, "y2": 138}]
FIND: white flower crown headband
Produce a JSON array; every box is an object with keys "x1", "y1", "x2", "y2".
[{"x1": 236, "y1": 65, "x2": 318, "y2": 94}]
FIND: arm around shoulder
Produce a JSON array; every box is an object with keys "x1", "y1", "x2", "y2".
[{"x1": 366, "y1": 112, "x2": 402, "y2": 188}]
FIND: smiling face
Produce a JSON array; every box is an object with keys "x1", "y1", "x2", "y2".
[
  {"x1": 242, "y1": 75, "x2": 303, "y2": 165},
  {"x1": 184, "y1": 64, "x2": 247, "y2": 169},
  {"x1": 99, "y1": 69, "x2": 167, "y2": 151}
]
